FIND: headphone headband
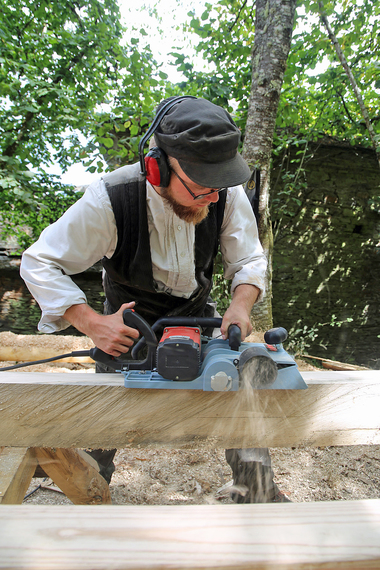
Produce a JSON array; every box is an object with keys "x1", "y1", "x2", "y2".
[{"x1": 139, "y1": 96, "x2": 197, "y2": 176}]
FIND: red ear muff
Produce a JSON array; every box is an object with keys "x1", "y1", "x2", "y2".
[
  {"x1": 145, "y1": 147, "x2": 171, "y2": 188},
  {"x1": 145, "y1": 154, "x2": 161, "y2": 186},
  {"x1": 139, "y1": 96, "x2": 197, "y2": 184}
]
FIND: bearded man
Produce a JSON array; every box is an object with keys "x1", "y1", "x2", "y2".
[{"x1": 21, "y1": 96, "x2": 286, "y2": 502}]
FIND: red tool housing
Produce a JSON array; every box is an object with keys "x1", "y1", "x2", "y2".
[{"x1": 156, "y1": 326, "x2": 201, "y2": 381}]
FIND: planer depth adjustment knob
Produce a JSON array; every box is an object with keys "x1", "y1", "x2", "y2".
[
  {"x1": 210, "y1": 371, "x2": 233, "y2": 391},
  {"x1": 202, "y1": 356, "x2": 239, "y2": 391}
]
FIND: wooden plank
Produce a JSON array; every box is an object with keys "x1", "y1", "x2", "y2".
[
  {"x1": 1, "y1": 500, "x2": 380, "y2": 569},
  {"x1": 0, "y1": 447, "x2": 36, "y2": 504},
  {"x1": 0, "y1": 371, "x2": 379, "y2": 449},
  {"x1": 33, "y1": 448, "x2": 112, "y2": 505}
]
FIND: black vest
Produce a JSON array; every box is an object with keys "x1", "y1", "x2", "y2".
[{"x1": 101, "y1": 163, "x2": 226, "y2": 324}]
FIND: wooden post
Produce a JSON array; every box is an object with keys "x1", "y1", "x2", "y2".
[
  {"x1": 0, "y1": 447, "x2": 36, "y2": 504},
  {"x1": 33, "y1": 448, "x2": 112, "y2": 505},
  {"x1": 0, "y1": 371, "x2": 379, "y2": 568}
]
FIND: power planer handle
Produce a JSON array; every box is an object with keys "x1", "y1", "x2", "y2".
[
  {"x1": 89, "y1": 309, "x2": 157, "y2": 370},
  {"x1": 132, "y1": 314, "x2": 241, "y2": 358},
  {"x1": 90, "y1": 310, "x2": 242, "y2": 369}
]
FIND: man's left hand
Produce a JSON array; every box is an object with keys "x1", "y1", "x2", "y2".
[{"x1": 220, "y1": 284, "x2": 260, "y2": 341}]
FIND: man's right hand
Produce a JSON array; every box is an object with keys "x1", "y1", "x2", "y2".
[{"x1": 63, "y1": 301, "x2": 140, "y2": 356}]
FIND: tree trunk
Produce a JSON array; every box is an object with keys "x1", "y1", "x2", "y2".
[{"x1": 243, "y1": 0, "x2": 297, "y2": 331}]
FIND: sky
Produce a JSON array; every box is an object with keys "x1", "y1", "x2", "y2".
[
  {"x1": 55, "y1": 0, "x2": 207, "y2": 186},
  {"x1": 119, "y1": 0, "x2": 206, "y2": 82}
]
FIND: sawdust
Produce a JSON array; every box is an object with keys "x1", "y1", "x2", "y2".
[
  {"x1": 1, "y1": 331, "x2": 379, "y2": 506},
  {"x1": 0, "y1": 331, "x2": 95, "y2": 351}
]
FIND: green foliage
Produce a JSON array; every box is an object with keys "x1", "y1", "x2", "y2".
[
  {"x1": 82, "y1": 40, "x2": 171, "y2": 173},
  {"x1": 285, "y1": 316, "x2": 356, "y2": 360},
  {"x1": 280, "y1": 0, "x2": 380, "y2": 147},
  {"x1": 211, "y1": 251, "x2": 231, "y2": 316},
  {"x1": 0, "y1": 296, "x2": 43, "y2": 334},
  {"x1": 175, "y1": 1, "x2": 254, "y2": 125},
  {"x1": 0, "y1": 0, "x2": 168, "y2": 242},
  {"x1": 284, "y1": 323, "x2": 321, "y2": 356},
  {"x1": 0, "y1": 0, "x2": 126, "y2": 171},
  {"x1": 0, "y1": 164, "x2": 81, "y2": 251},
  {"x1": 175, "y1": 0, "x2": 379, "y2": 148},
  {"x1": 271, "y1": 137, "x2": 312, "y2": 240}
]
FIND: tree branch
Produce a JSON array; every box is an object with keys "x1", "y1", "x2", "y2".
[
  {"x1": 335, "y1": 91, "x2": 355, "y2": 124},
  {"x1": 66, "y1": 0, "x2": 85, "y2": 32},
  {"x1": 228, "y1": 0, "x2": 249, "y2": 32},
  {"x1": 318, "y1": 2, "x2": 380, "y2": 168}
]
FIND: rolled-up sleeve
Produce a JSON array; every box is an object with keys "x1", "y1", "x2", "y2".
[
  {"x1": 219, "y1": 186, "x2": 267, "y2": 302},
  {"x1": 20, "y1": 179, "x2": 117, "y2": 333}
]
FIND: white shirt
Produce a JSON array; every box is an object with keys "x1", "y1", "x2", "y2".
[{"x1": 21, "y1": 176, "x2": 267, "y2": 333}]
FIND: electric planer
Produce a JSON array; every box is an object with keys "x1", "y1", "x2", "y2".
[{"x1": 91, "y1": 309, "x2": 308, "y2": 392}]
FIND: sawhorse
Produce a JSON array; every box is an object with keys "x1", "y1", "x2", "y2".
[{"x1": 0, "y1": 447, "x2": 111, "y2": 504}]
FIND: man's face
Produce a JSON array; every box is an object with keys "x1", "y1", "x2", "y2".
[{"x1": 160, "y1": 159, "x2": 220, "y2": 224}]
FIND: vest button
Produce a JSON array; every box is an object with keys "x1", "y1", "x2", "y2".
[{"x1": 177, "y1": 225, "x2": 182, "y2": 231}]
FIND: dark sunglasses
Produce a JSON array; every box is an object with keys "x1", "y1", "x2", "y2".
[{"x1": 171, "y1": 169, "x2": 226, "y2": 201}]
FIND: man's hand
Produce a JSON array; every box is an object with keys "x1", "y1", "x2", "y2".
[
  {"x1": 220, "y1": 284, "x2": 260, "y2": 341},
  {"x1": 64, "y1": 302, "x2": 140, "y2": 356}
]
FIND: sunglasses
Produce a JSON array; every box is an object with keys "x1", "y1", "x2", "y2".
[{"x1": 171, "y1": 169, "x2": 226, "y2": 201}]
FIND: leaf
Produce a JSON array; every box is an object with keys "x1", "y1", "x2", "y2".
[
  {"x1": 102, "y1": 137, "x2": 114, "y2": 149},
  {"x1": 23, "y1": 105, "x2": 39, "y2": 113}
]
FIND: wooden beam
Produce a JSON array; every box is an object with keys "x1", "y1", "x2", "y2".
[
  {"x1": 0, "y1": 447, "x2": 112, "y2": 505},
  {"x1": 0, "y1": 446, "x2": 110, "y2": 506},
  {"x1": 33, "y1": 448, "x2": 112, "y2": 505},
  {"x1": 0, "y1": 371, "x2": 379, "y2": 449},
  {"x1": 1, "y1": 500, "x2": 380, "y2": 569},
  {"x1": 0, "y1": 447, "x2": 36, "y2": 504}
]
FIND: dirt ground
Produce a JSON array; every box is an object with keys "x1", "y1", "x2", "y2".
[{"x1": 1, "y1": 331, "x2": 379, "y2": 506}]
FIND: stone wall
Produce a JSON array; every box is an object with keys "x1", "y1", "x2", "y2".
[
  {"x1": 271, "y1": 141, "x2": 380, "y2": 369},
  {"x1": 0, "y1": 258, "x2": 104, "y2": 336}
]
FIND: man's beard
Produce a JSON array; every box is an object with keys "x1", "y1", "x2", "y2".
[{"x1": 160, "y1": 187, "x2": 210, "y2": 224}]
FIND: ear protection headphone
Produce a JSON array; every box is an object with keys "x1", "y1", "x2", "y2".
[{"x1": 138, "y1": 96, "x2": 197, "y2": 188}]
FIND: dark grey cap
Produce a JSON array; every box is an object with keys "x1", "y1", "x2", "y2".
[{"x1": 154, "y1": 98, "x2": 251, "y2": 188}]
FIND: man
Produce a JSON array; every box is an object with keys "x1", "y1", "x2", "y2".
[{"x1": 21, "y1": 96, "x2": 284, "y2": 502}]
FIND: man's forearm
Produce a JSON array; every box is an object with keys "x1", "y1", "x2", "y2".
[
  {"x1": 231, "y1": 283, "x2": 260, "y2": 312},
  {"x1": 63, "y1": 302, "x2": 139, "y2": 356},
  {"x1": 64, "y1": 303, "x2": 102, "y2": 338}
]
